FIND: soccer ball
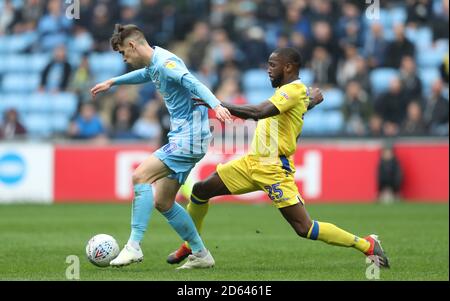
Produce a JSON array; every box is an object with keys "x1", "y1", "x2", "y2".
[{"x1": 85, "y1": 234, "x2": 120, "y2": 267}]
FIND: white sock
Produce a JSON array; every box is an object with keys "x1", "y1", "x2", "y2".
[
  {"x1": 193, "y1": 248, "x2": 208, "y2": 258},
  {"x1": 127, "y1": 240, "x2": 140, "y2": 250}
]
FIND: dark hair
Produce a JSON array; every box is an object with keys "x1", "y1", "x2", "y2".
[
  {"x1": 110, "y1": 24, "x2": 146, "y2": 51},
  {"x1": 273, "y1": 47, "x2": 303, "y2": 69}
]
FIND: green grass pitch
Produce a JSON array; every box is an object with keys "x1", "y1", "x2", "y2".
[{"x1": 0, "y1": 202, "x2": 448, "y2": 281}]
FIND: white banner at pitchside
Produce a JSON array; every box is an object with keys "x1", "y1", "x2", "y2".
[{"x1": 0, "y1": 144, "x2": 53, "y2": 203}]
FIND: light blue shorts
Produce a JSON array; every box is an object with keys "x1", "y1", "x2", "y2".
[{"x1": 154, "y1": 142, "x2": 206, "y2": 184}]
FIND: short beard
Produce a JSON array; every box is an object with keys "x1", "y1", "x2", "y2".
[{"x1": 270, "y1": 76, "x2": 282, "y2": 88}]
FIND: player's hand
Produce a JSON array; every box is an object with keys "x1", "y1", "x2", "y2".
[
  {"x1": 309, "y1": 87, "x2": 324, "y2": 105},
  {"x1": 192, "y1": 98, "x2": 232, "y2": 122},
  {"x1": 214, "y1": 104, "x2": 232, "y2": 122},
  {"x1": 90, "y1": 79, "x2": 113, "y2": 98}
]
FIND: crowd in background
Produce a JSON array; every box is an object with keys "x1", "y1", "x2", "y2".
[{"x1": 0, "y1": 0, "x2": 449, "y2": 145}]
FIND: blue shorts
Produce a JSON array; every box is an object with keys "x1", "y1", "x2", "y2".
[{"x1": 154, "y1": 142, "x2": 206, "y2": 184}]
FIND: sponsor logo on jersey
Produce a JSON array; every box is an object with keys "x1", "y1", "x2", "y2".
[
  {"x1": 280, "y1": 91, "x2": 289, "y2": 100},
  {"x1": 164, "y1": 60, "x2": 177, "y2": 69}
]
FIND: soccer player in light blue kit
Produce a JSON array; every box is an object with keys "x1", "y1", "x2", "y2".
[{"x1": 91, "y1": 24, "x2": 232, "y2": 269}]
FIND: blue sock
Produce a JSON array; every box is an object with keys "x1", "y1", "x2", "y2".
[
  {"x1": 129, "y1": 184, "x2": 153, "y2": 243},
  {"x1": 162, "y1": 202, "x2": 206, "y2": 253}
]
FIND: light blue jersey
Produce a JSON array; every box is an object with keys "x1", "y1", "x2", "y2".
[{"x1": 112, "y1": 46, "x2": 221, "y2": 183}]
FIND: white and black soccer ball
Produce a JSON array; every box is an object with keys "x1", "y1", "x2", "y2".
[{"x1": 86, "y1": 234, "x2": 120, "y2": 267}]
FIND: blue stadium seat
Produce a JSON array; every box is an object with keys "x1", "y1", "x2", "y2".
[
  {"x1": 51, "y1": 93, "x2": 78, "y2": 117},
  {"x1": 0, "y1": 94, "x2": 28, "y2": 116},
  {"x1": 242, "y1": 69, "x2": 271, "y2": 91},
  {"x1": 89, "y1": 52, "x2": 125, "y2": 76},
  {"x1": 370, "y1": 68, "x2": 399, "y2": 96},
  {"x1": 28, "y1": 94, "x2": 53, "y2": 113},
  {"x1": 0, "y1": 32, "x2": 38, "y2": 54},
  {"x1": 389, "y1": 6, "x2": 407, "y2": 25},
  {"x1": 419, "y1": 67, "x2": 441, "y2": 97},
  {"x1": 302, "y1": 110, "x2": 324, "y2": 135},
  {"x1": 29, "y1": 54, "x2": 51, "y2": 73},
  {"x1": 51, "y1": 114, "x2": 71, "y2": 133},
  {"x1": 1, "y1": 73, "x2": 41, "y2": 93},
  {"x1": 323, "y1": 111, "x2": 344, "y2": 135},
  {"x1": 320, "y1": 88, "x2": 344, "y2": 111},
  {"x1": 406, "y1": 26, "x2": 433, "y2": 50},
  {"x1": 3, "y1": 55, "x2": 29, "y2": 73},
  {"x1": 417, "y1": 43, "x2": 448, "y2": 68},
  {"x1": 299, "y1": 68, "x2": 314, "y2": 86},
  {"x1": 23, "y1": 114, "x2": 52, "y2": 138},
  {"x1": 244, "y1": 89, "x2": 274, "y2": 105}
]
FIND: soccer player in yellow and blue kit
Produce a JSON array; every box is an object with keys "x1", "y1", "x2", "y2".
[
  {"x1": 168, "y1": 47, "x2": 390, "y2": 268},
  {"x1": 91, "y1": 24, "x2": 233, "y2": 269}
]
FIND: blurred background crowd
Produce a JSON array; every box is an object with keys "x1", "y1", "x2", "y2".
[{"x1": 0, "y1": 0, "x2": 448, "y2": 145}]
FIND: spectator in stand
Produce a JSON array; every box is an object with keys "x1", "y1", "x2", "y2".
[
  {"x1": 406, "y1": 0, "x2": 434, "y2": 26},
  {"x1": 239, "y1": 26, "x2": 270, "y2": 70},
  {"x1": 290, "y1": 31, "x2": 312, "y2": 66},
  {"x1": 138, "y1": 0, "x2": 163, "y2": 42},
  {"x1": 109, "y1": 104, "x2": 137, "y2": 140},
  {"x1": 350, "y1": 56, "x2": 371, "y2": 94},
  {"x1": 336, "y1": 43, "x2": 361, "y2": 88},
  {"x1": 377, "y1": 144, "x2": 403, "y2": 203},
  {"x1": 423, "y1": 79, "x2": 449, "y2": 135},
  {"x1": 67, "y1": 102, "x2": 107, "y2": 141},
  {"x1": 11, "y1": 0, "x2": 43, "y2": 33},
  {"x1": 342, "y1": 80, "x2": 372, "y2": 136},
  {"x1": 310, "y1": 46, "x2": 337, "y2": 86},
  {"x1": 440, "y1": 53, "x2": 449, "y2": 84},
  {"x1": 0, "y1": 0, "x2": 17, "y2": 35},
  {"x1": 431, "y1": 0, "x2": 449, "y2": 41},
  {"x1": 186, "y1": 21, "x2": 211, "y2": 72},
  {"x1": 363, "y1": 22, "x2": 388, "y2": 69},
  {"x1": 399, "y1": 56, "x2": 423, "y2": 103},
  {"x1": 368, "y1": 114, "x2": 384, "y2": 137},
  {"x1": 69, "y1": 53, "x2": 93, "y2": 104},
  {"x1": 37, "y1": 0, "x2": 72, "y2": 51},
  {"x1": 39, "y1": 45, "x2": 72, "y2": 93},
  {"x1": 375, "y1": 77, "x2": 409, "y2": 136},
  {"x1": 0, "y1": 109, "x2": 27, "y2": 140},
  {"x1": 279, "y1": 2, "x2": 312, "y2": 39},
  {"x1": 90, "y1": 3, "x2": 114, "y2": 52},
  {"x1": 132, "y1": 101, "x2": 161, "y2": 141},
  {"x1": 215, "y1": 77, "x2": 247, "y2": 105},
  {"x1": 384, "y1": 24, "x2": 415, "y2": 68},
  {"x1": 401, "y1": 101, "x2": 427, "y2": 135}
]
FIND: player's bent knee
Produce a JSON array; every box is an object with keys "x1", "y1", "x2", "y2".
[
  {"x1": 132, "y1": 171, "x2": 147, "y2": 185},
  {"x1": 192, "y1": 182, "x2": 209, "y2": 200},
  {"x1": 154, "y1": 200, "x2": 171, "y2": 212}
]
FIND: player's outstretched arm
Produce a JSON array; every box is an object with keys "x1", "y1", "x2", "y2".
[
  {"x1": 90, "y1": 68, "x2": 150, "y2": 98},
  {"x1": 307, "y1": 87, "x2": 324, "y2": 110},
  {"x1": 194, "y1": 99, "x2": 279, "y2": 121}
]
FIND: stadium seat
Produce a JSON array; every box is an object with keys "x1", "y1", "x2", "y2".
[
  {"x1": 406, "y1": 26, "x2": 433, "y2": 50},
  {"x1": 417, "y1": 43, "x2": 448, "y2": 68},
  {"x1": 419, "y1": 67, "x2": 441, "y2": 97},
  {"x1": 51, "y1": 114, "x2": 71, "y2": 133},
  {"x1": 389, "y1": 6, "x2": 407, "y2": 25},
  {"x1": 1, "y1": 73, "x2": 41, "y2": 93},
  {"x1": 302, "y1": 110, "x2": 324, "y2": 135},
  {"x1": 369, "y1": 68, "x2": 399, "y2": 96},
  {"x1": 89, "y1": 52, "x2": 125, "y2": 76},
  {"x1": 28, "y1": 94, "x2": 53, "y2": 114},
  {"x1": 23, "y1": 113, "x2": 52, "y2": 138},
  {"x1": 323, "y1": 111, "x2": 344, "y2": 135},
  {"x1": 51, "y1": 93, "x2": 78, "y2": 117},
  {"x1": 242, "y1": 69, "x2": 272, "y2": 91},
  {"x1": 244, "y1": 89, "x2": 274, "y2": 105},
  {"x1": 0, "y1": 32, "x2": 38, "y2": 54},
  {"x1": 320, "y1": 88, "x2": 344, "y2": 111},
  {"x1": 29, "y1": 54, "x2": 51, "y2": 73},
  {"x1": 299, "y1": 68, "x2": 314, "y2": 86},
  {"x1": 0, "y1": 94, "x2": 28, "y2": 116},
  {"x1": 3, "y1": 55, "x2": 30, "y2": 73}
]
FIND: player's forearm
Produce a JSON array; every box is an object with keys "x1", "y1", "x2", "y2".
[
  {"x1": 221, "y1": 103, "x2": 259, "y2": 120},
  {"x1": 111, "y1": 68, "x2": 149, "y2": 85},
  {"x1": 307, "y1": 98, "x2": 320, "y2": 110},
  {"x1": 181, "y1": 73, "x2": 221, "y2": 109}
]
